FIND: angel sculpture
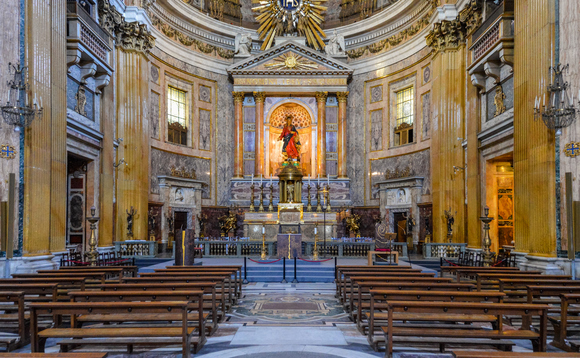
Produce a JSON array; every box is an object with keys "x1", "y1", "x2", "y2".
[
  {"x1": 325, "y1": 30, "x2": 345, "y2": 57},
  {"x1": 234, "y1": 33, "x2": 252, "y2": 56}
]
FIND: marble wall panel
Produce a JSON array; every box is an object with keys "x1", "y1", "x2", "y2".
[
  {"x1": 151, "y1": 148, "x2": 212, "y2": 199},
  {"x1": 371, "y1": 85, "x2": 383, "y2": 103},
  {"x1": 244, "y1": 106, "x2": 255, "y2": 123},
  {"x1": 370, "y1": 109, "x2": 383, "y2": 151},
  {"x1": 326, "y1": 131, "x2": 337, "y2": 153},
  {"x1": 422, "y1": 92, "x2": 431, "y2": 140},
  {"x1": 150, "y1": 92, "x2": 160, "y2": 139},
  {"x1": 199, "y1": 84, "x2": 211, "y2": 103},
  {"x1": 326, "y1": 106, "x2": 338, "y2": 124},
  {"x1": 150, "y1": 48, "x2": 234, "y2": 206},
  {"x1": 370, "y1": 149, "x2": 431, "y2": 196},
  {"x1": 199, "y1": 108, "x2": 211, "y2": 151}
]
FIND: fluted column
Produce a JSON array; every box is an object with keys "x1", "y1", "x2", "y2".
[
  {"x1": 23, "y1": 0, "x2": 68, "y2": 255},
  {"x1": 316, "y1": 91, "x2": 328, "y2": 176},
  {"x1": 254, "y1": 92, "x2": 266, "y2": 176},
  {"x1": 337, "y1": 92, "x2": 349, "y2": 178},
  {"x1": 233, "y1": 92, "x2": 245, "y2": 178}
]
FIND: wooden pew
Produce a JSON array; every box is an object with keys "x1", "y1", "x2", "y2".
[
  {"x1": 11, "y1": 272, "x2": 107, "y2": 285},
  {"x1": 57, "y1": 265, "x2": 138, "y2": 277},
  {"x1": 447, "y1": 267, "x2": 525, "y2": 283},
  {"x1": 381, "y1": 302, "x2": 549, "y2": 357},
  {"x1": 339, "y1": 271, "x2": 438, "y2": 306},
  {"x1": 499, "y1": 279, "x2": 580, "y2": 296},
  {"x1": 0, "y1": 354, "x2": 109, "y2": 357},
  {"x1": 366, "y1": 290, "x2": 506, "y2": 350},
  {"x1": 29, "y1": 301, "x2": 205, "y2": 357},
  {"x1": 0, "y1": 291, "x2": 27, "y2": 350},
  {"x1": 345, "y1": 275, "x2": 453, "y2": 311},
  {"x1": 335, "y1": 266, "x2": 417, "y2": 298},
  {"x1": 475, "y1": 273, "x2": 568, "y2": 291},
  {"x1": 441, "y1": 265, "x2": 520, "y2": 278},
  {"x1": 39, "y1": 267, "x2": 124, "y2": 280},
  {"x1": 0, "y1": 278, "x2": 86, "y2": 292},
  {"x1": 353, "y1": 281, "x2": 476, "y2": 333},
  {"x1": 550, "y1": 293, "x2": 580, "y2": 351},
  {"x1": 163, "y1": 265, "x2": 243, "y2": 298},
  {"x1": 452, "y1": 352, "x2": 580, "y2": 357},
  {"x1": 146, "y1": 269, "x2": 240, "y2": 302},
  {"x1": 98, "y1": 282, "x2": 221, "y2": 331}
]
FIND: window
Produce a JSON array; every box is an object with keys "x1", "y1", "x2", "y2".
[
  {"x1": 394, "y1": 87, "x2": 414, "y2": 146},
  {"x1": 167, "y1": 86, "x2": 188, "y2": 145}
]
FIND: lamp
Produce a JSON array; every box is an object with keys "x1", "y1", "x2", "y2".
[
  {"x1": 1, "y1": 64, "x2": 43, "y2": 128},
  {"x1": 86, "y1": 206, "x2": 100, "y2": 266}
]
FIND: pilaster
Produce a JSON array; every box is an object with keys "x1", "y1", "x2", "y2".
[
  {"x1": 316, "y1": 91, "x2": 328, "y2": 176},
  {"x1": 233, "y1": 92, "x2": 245, "y2": 178},
  {"x1": 337, "y1": 91, "x2": 349, "y2": 178},
  {"x1": 254, "y1": 92, "x2": 266, "y2": 176}
]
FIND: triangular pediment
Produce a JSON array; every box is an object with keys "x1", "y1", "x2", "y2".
[{"x1": 227, "y1": 41, "x2": 353, "y2": 77}]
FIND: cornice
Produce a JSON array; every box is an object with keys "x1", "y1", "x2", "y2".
[{"x1": 426, "y1": 0, "x2": 482, "y2": 52}]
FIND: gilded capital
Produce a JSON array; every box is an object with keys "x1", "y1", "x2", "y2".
[
  {"x1": 425, "y1": 0, "x2": 481, "y2": 52},
  {"x1": 99, "y1": 0, "x2": 155, "y2": 54},
  {"x1": 315, "y1": 91, "x2": 328, "y2": 103},
  {"x1": 232, "y1": 92, "x2": 245, "y2": 103},
  {"x1": 337, "y1": 92, "x2": 350, "y2": 103},
  {"x1": 253, "y1": 92, "x2": 266, "y2": 103}
]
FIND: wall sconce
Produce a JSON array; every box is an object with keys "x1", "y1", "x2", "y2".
[
  {"x1": 453, "y1": 166, "x2": 465, "y2": 174},
  {"x1": 113, "y1": 158, "x2": 127, "y2": 168}
]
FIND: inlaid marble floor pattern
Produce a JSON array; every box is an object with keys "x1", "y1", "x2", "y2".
[{"x1": 12, "y1": 282, "x2": 565, "y2": 357}]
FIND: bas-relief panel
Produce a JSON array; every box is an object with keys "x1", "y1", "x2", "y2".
[
  {"x1": 199, "y1": 109, "x2": 211, "y2": 151},
  {"x1": 230, "y1": 181, "x2": 351, "y2": 202},
  {"x1": 199, "y1": 84, "x2": 211, "y2": 103},
  {"x1": 486, "y1": 77, "x2": 514, "y2": 121},
  {"x1": 151, "y1": 148, "x2": 212, "y2": 199},
  {"x1": 150, "y1": 48, "x2": 234, "y2": 206},
  {"x1": 370, "y1": 149, "x2": 431, "y2": 195},
  {"x1": 150, "y1": 92, "x2": 160, "y2": 139},
  {"x1": 371, "y1": 85, "x2": 383, "y2": 103},
  {"x1": 421, "y1": 92, "x2": 431, "y2": 140},
  {"x1": 370, "y1": 109, "x2": 383, "y2": 152}
]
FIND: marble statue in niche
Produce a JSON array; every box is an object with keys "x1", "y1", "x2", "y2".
[
  {"x1": 175, "y1": 188, "x2": 184, "y2": 202},
  {"x1": 235, "y1": 33, "x2": 253, "y2": 56},
  {"x1": 325, "y1": 30, "x2": 345, "y2": 57},
  {"x1": 74, "y1": 86, "x2": 87, "y2": 116},
  {"x1": 494, "y1": 85, "x2": 506, "y2": 117},
  {"x1": 126, "y1": 206, "x2": 136, "y2": 238}
]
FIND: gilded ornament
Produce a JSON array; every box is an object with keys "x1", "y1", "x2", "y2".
[
  {"x1": 315, "y1": 91, "x2": 328, "y2": 103},
  {"x1": 384, "y1": 167, "x2": 413, "y2": 180},
  {"x1": 337, "y1": 91, "x2": 349, "y2": 103},
  {"x1": 170, "y1": 165, "x2": 197, "y2": 179},
  {"x1": 232, "y1": 92, "x2": 245, "y2": 103},
  {"x1": 253, "y1": 92, "x2": 267, "y2": 103},
  {"x1": 0, "y1": 144, "x2": 17, "y2": 160},
  {"x1": 564, "y1": 142, "x2": 580, "y2": 158},
  {"x1": 264, "y1": 53, "x2": 318, "y2": 71},
  {"x1": 252, "y1": 0, "x2": 328, "y2": 51},
  {"x1": 493, "y1": 85, "x2": 506, "y2": 117}
]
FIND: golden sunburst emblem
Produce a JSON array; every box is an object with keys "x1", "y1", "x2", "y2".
[{"x1": 265, "y1": 53, "x2": 318, "y2": 71}]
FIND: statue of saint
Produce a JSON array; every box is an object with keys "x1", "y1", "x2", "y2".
[
  {"x1": 287, "y1": 183, "x2": 295, "y2": 203},
  {"x1": 148, "y1": 208, "x2": 156, "y2": 233},
  {"x1": 279, "y1": 115, "x2": 301, "y2": 162},
  {"x1": 126, "y1": 206, "x2": 136, "y2": 238},
  {"x1": 234, "y1": 33, "x2": 252, "y2": 56},
  {"x1": 325, "y1": 30, "x2": 346, "y2": 57}
]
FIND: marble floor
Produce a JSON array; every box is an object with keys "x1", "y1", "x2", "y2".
[{"x1": 10, "y1": 282, "x2": 571, "y2": 357}]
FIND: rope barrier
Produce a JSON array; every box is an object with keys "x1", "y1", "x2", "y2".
[
  {"x1": 248, "y1": 258, "x2": 282, "y2": 264},
  {"x1": 492, "y1": 258, "x2": 507, "y2": 267},
  {"x1": 298, "y1": 257, "x2": 333, "y2": 263},
  {"x1": 443, "y1": 258, "x2": 460, "y2": 267}
]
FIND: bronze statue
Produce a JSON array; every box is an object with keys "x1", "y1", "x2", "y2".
[
  {"x1": 197, "y1": 213, "x2": 208, "y2": 237},
  {"x1": 346, "y1": 213, "x2": 362, "y2": 237},
  {"x1": 218, "y1": 210, "x2": 237, "y2": 237},
  {"x1": 444, "y1": 210, "x2": 455, "y2": 238},
  {"x1": 148, "y1": 208, "x2": 156, "y2": 233},
  {"x1": 126, "y1": 206, "x2": 136, "y2": 238},
  {"x1": 166, "y1": 208, "x2": 174, "y2": 236}
]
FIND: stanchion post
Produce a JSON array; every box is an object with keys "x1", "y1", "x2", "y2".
[
  {"x1": 292, "y1": 257, "x2": 298, "y2": 283},
  {"x1": 334, "y1": 256, "x2": 337, "y2": 283},
  {"x1": 282, "y1": 257, "x2": 287, "y2": 283},
  {"x1": 243, "y1": 257, "x2": 248, "y2": 284}
]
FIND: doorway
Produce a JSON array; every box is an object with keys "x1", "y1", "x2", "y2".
[
  {"x1": 66, "y1": 155, "x2": 89, "y2": 249},
  {"x1": 174, "y1": 211, "x2": 188, "y2": 238},
  {"x1": 394, "y1": 212, "x2": 407, "y2": 243}
]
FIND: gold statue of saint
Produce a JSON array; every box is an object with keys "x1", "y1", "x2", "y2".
[{"x1": 279, "y1": 115, "x2": 301, "y2": 162}]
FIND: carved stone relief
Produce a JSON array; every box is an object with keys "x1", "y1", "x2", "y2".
[
  {"x1": 150, "y1": 92, "x2": 160, "y2": 139},
  {"x1": 370, "y1": 109, "x2": 383, "y2": 151},
  {"x1": 199, "y1": 109, "x2": 211, "y2": 151},
  {"x1": 422, "y1": 92, "x2": 431, "y2": 140}
]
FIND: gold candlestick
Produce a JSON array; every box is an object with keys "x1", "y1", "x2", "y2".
[
  {"x1": 261, "y1": 226, "x2": 267, "y2": 260},
  {"x1": 259, "y1": 184, "x2": 265, "y2": 212},
  {"x1": 313, "y1": 224, "x2": 319, "y2": 260},
  {"x1": 325, "y1": 184, "x2": 331, "y2": 212},
  {"x1": 268, "y1": 184, "x2": 274, "y2": 212},
  {"x1": 288, "y1": 233, "x2": 292, "y2": 259},
  {"x1": 86, "y1": 206, "x2": 100, "y2": 266},
  {"x1": 249, "y1": 184, "x2": 255, "y2": 212},
  {"x1": 316, "y1": 184, "x2": 322, "y2": 212}
]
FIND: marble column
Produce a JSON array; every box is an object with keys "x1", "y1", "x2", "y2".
[
  {"x1": 316, "y1": 91, "x2": 328, "y2": 176},
  {"x1": 114, "y1": 24, "x2": 154, "y2": 242},
  {"x1": 337, "y1": 91, "x2": 349, "y2": 178},
  {"x1": 254, "y1": 92, "x2": 266, "y2": 176},
  {"x1": 233, "y1": 92, "x2": 245, "y2": 178},
  {"x1": 23, "y1": 0, "x2": 67, "y2": 256}
]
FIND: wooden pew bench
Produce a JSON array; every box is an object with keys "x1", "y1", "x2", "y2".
[
  {"x1": 475, "y1": 273, "x2": 568, "y2": 291},
  {"x1": 365, "y1": 290, "x2": 506, "y2": 350},
  {"x1": 0, "y1": 291, "x2": 27, "y2": 351},
  {"x1": 29, "y1": 301, "x2": 205, "y2": 357},
  {"x1": 441, "y1": 266, "x2": 520, "y2": 280},
  {"x1": 40, "y1": 268, "x2": 124, "y2": 280},
  {"x1": 162, "y1": 265, "x2": 243, "y2": 298},
  {"x1": 102, "y1": 282, "x2": 223, "y2": 326},
  {"x1": 126, "y1": 275, "x2": 233, "y2": 309},
  {"x1": 452, "y1": 351, "x2": 580, "y2": 357},
  {"x1": 0, "y1": 354, "x2": 109, "y2": 357},
  {"x1": 447, "y1": 268, "x2": 525, "y2": 283},
  {"x1": 345, "y1": 275, "x2": 453, "y2": 312},
  {"x1": 58, "y1": 265, "x2": 139, "y2": 278},
  {"x1": 12, "y1": 273, "x2": 108, "y2": 286},
  {"x1": 0, "y1": 278, "x2": 86, "y2": 293},
  {"x1": 550, "y1": 293, "x2": 580, "y2": 351},
  {"x1": 353, "y1": 282, "x2": 476, "y2": 333},
  {"x1": 336, "y1": 267, "x2": 422, "y2": 299},
  {"x1": 381, "y1": 302, "x2": 549, "y2": 358}
]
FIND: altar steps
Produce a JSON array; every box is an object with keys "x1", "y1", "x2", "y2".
[{"x1": 245, "y1": 261, "x2": 335, "y2": 283}]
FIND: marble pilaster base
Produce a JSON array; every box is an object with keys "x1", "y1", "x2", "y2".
[{"x1": 0, "y1": 255, "x2": 58, "y2": 277}]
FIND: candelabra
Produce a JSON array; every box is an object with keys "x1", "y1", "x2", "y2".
[
  {"x1": 534, "y1": 64, "x2": 578, "y2": 256},
  {"x1": 249, "y1": 184, "x2": 255, "y2": 212},
  {"x1": 480, "y1": 206, "x2": 494, "y2": 267},
  {"x1": 268, "y1": 184, "x2": 274, "y2": 212},
  {"x1": 259, "y1": 184, "x2": 265, "y2": 212},
  {"x1": 306, "y1": 184, "x2": 312, "y2": 212},
  {"x1": 86, "y1": 206, "x2": 100, "y2": 267},
  {"x1": 1, "y1": 64, "x2": 43, "y2": 128},
  {"x1": 261, "y1": 226, "x2": 267, "y2": 260},
  {"x1": 325, "y1": 184, "x2": 331, "y2": 212},
  {"x1": 313, "y1": 225, "x2": 319, "y2": 260},
  {"x1": 316, "y1": 184, "x2": 322, "y2": 212}
]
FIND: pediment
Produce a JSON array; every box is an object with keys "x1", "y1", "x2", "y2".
[{"x1": 227, "y1": 41, "x2": 353, "y2": 77}]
